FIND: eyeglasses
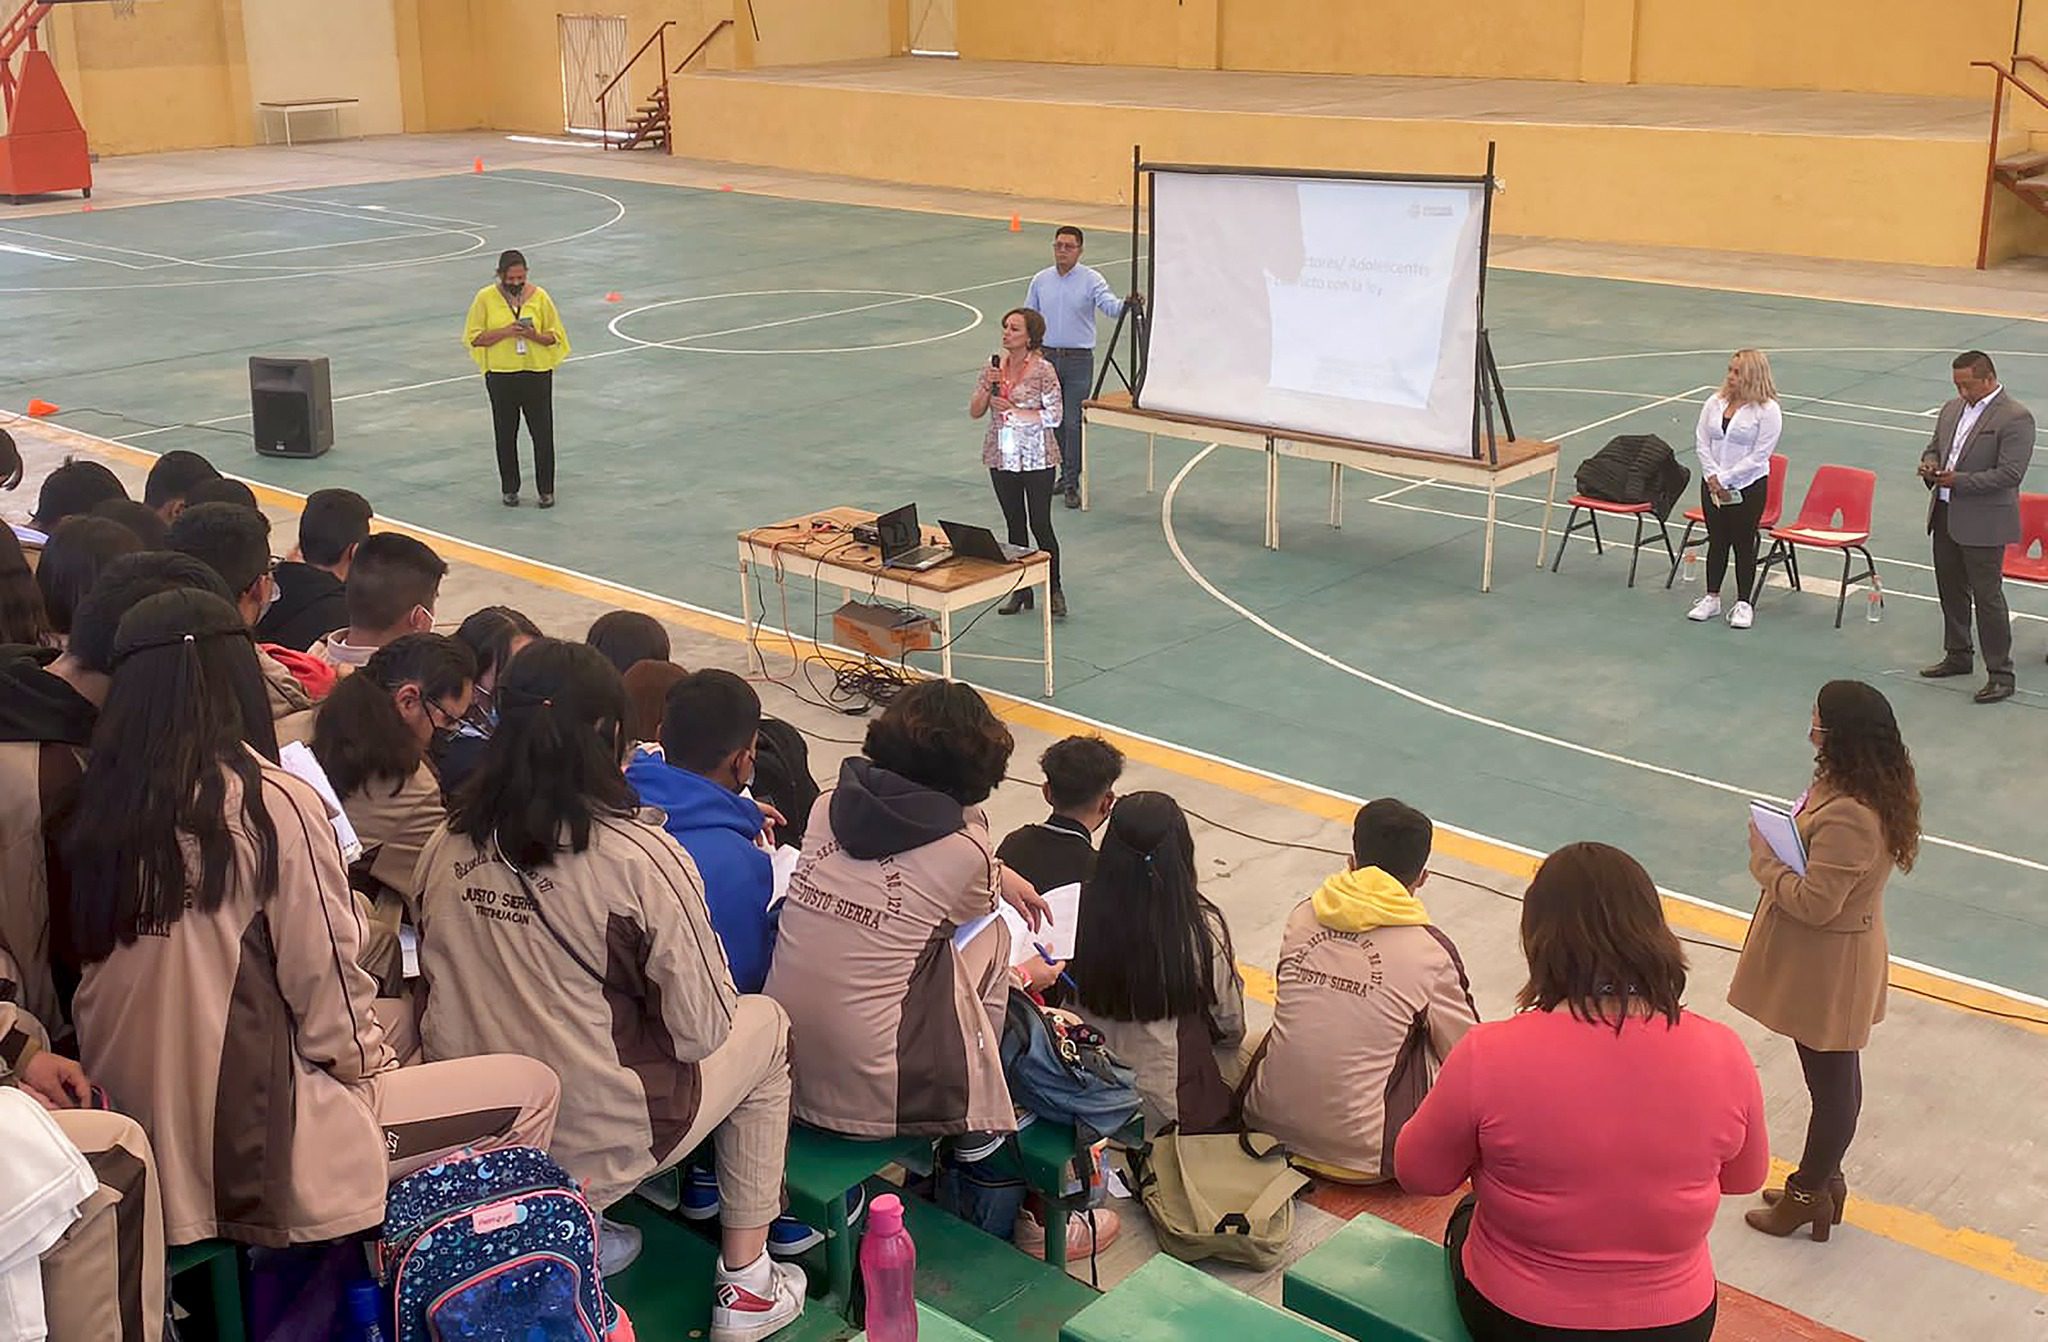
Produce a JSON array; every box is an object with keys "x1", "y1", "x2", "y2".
[{"x1": 423, "y1": 698, "x2": 463, "y2": 734}]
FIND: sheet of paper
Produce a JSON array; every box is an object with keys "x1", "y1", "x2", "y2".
[
  {"x1": 398, "y1": 926, "x2": 421, "y2": 981},
  {"x1": 1749, "y1": 801, "x2": 1807, "y2": 875},
  {"x1": 278, "y1": 741, "x2": 363, "y2": 864},
  {"x1": 768, "y1": 845, "x2": 801, "y2": 910}
]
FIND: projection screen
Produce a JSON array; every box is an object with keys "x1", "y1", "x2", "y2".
[{"x1": 1138, "y1": 169, "x2": 1488, "y2": 457}]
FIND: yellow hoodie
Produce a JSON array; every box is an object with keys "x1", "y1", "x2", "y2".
[{"x1": 1311, "y1": 865, "x2": 1432, "y2": 933}]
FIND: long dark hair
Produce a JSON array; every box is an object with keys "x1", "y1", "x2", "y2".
[
  {"x1": 38, "y1": 515, "x2": 141, "y2": 637},
  {"x1": 456, "y1": 605, "x2": 541, "y2": 693},
  {"x1": 0, "y1": 524, "x2": 51, "y2": 646},
  {"x1": 1071, "y1": 792, "x2": 1232, "y2": 1023},
  {"x1": 1814, "y1": 679, "x2": 1920, "y2": 872},
  {"x1": 449, "y1": 639, "x2": 633, "y2": 868},
  {"x1": 313, "y1": 633, "x2": 475, "y2": 798},
  {"x1": 66, "y1": 590, "x2": 281, "y2": 962},
  {"x1": 1517, "y1": 842, "x2": 1686, "y2": 1030}
]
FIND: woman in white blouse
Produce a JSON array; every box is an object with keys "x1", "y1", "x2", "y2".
[
  {"x1": 970, "y1": 308, "x2": 1066, "y2": 617},
  {"x1": 1688, "y1": 349, "x2": 1783, "y2": 630}
]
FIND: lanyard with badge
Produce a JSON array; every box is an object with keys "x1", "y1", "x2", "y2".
[{"x1": 505, "y1": 286, "x2": 531, "y2": 356}]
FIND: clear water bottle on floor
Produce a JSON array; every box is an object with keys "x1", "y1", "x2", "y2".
[
  {"x1": 1681, "y1": 549, "x2": 1699, "y2": 584},
  {"x1": 861, "y1": 1194, "x2": 918, "y2": 1342},
  {"x1": 1866, "y1": 576, "x2": 1884, "y2": 624}
]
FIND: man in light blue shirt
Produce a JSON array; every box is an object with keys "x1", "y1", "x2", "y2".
[{"x1": 1025, "y1": 226, "x2": 1139, "y2": 507}]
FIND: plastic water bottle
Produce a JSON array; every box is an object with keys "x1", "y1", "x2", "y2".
[
  {"x1": 1680, "y1": 549, "x2": 1699, "y2": 584},
  {"x1": 860, "y1": 1193, "x2": 918, "y2": 1342},
  {"x1": 1866, "y1": 576, "x2": 1884, "y2": 624},
  {"x1": 344, "y1": 1280, "x2": 388, "y2": 1342}
]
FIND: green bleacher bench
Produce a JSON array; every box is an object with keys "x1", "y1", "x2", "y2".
[
  {"x1": 166, "y1": 1239, "x2": 247, "y2": 1342},
  {"x1": 1282, "y1": 1212, "x2": 1473, "y2": 1342},
  {"x1": 853, "y1": 1301, "x2": 996, "y2": 1340},
  {"x1": 1009, "y1": 1115, "x2": 1143, "y2": 1271},
  {"x1": 783, "y1": 1125, "x2": 932, "y2": 1318},
  {"x1": 1061, "y1": 1254, "x2": 1334, "y2": 1342}
]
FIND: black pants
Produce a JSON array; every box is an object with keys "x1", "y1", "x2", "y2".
[
  {"x1": 991, "y1": 467, "x2": 1061, "y2": 590},
  {"x1": 1792, "y1": 1043, "x2": 1862, "y2": 1188},
  {"x1": 1930, "y1": 501, "x2": 2013, "y2": 681},
  {"x1": 1445, "y1": 1198, "x2": 1717, "y2": 1342},
  {"x1": 486, "y1": 370, "x2": 555, "y2": 496},
  {"x1": 1701, "y1": 479, "x2": 1768, "y2": 602}
]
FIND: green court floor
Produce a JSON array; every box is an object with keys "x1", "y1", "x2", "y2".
[{"x1": 4, "y1": 167, "x2": 2045, "y2": 995}]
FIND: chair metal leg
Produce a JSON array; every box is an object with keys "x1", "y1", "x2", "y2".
[
  {"x1": 1626, "y1": 514, "x2": 1646, "y2": 587},
  {"x1": 1551, "y1": 506, "x2": 1585, "y2": 572},
  {"x1": 1666, "y1": 519, "x2": 1703, "y2": 589},
  {"x1": 1835, "y1": 549, "x2": 1853, "y2": 627}
]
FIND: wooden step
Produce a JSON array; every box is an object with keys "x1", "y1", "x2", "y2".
[
  {"x1": 1998, "y1": 150, "x2": 2048, "y2": 177},
  {"x1": 2013, "y1": 173, "x2": 2048, "y2": 195}
]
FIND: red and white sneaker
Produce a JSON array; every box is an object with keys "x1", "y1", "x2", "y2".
[{"x1": 710, "y1": 1256, "x2": 806, "y2": 1342}]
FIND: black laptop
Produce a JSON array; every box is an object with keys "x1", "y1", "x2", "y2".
[
  {"x1": 939, "y1": 519, "x2": 1034, "y2": 564},
  {"x1": 876, "y1": 504, "x2": 952, "y2": 571}
]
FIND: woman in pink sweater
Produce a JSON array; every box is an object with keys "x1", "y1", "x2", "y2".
[{"x1": 1395, "y1": 843, "x2": 1768, "y2": 1340}]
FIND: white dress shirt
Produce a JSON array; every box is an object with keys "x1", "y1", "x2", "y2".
[
  {"x1": 1940, "y1": 385, "x2": 2000, "y2": 502},
  {"x1": 1694, "y1": 395, "x2": 1782, "y2": 495}
]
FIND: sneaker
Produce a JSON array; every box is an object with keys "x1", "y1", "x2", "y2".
[
  {"x1": 597, "y1": 1217, "x2": 644, "y2": 1278},
  {"x1": 1013, "y1": 1206, "x2": 1122, "y2": 1259},
  {"x1": 679, "y1": 1166, "x2": 721, "y2": 1221},
  {"x1": 710, "y1": 1256, "x2": 807, "y2": 1342},
  {"x1": 952, "y1": 1131, "x2": 1008, "y2": 1165},
  {"x1": 1727, "y1": 600, "x2": 1754, "y2": 630},
  {"x1": 1686, "y1": 593, "x2": 1722, "y2": 622},
  {"x1": 768, "y1": 1185, "x2": 866, "y2": 1260}
]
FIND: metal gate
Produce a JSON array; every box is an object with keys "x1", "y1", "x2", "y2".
[
  {"x1": 558, "y1": 14, "x2": 630, "y2": 134},
  {"x1": 908, "y1": 0, "x2": 957, "y2": 56}
]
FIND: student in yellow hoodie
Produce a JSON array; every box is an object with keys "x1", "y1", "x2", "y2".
[
  {"x1": 465, "y1": 249, "x2": 570, "y2": 509},
  {"x1": 1241, "y1": 798, "x2": 1478, "y2": 1183}
]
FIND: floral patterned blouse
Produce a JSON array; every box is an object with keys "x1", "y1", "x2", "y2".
[{"x1": 975, "y1": 354, "x2": 1064, "y2": 472}]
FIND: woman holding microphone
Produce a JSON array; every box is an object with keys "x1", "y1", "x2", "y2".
[
  {"x1": 1731, "y1": 680, "x2": 1919, "y2": 1241},
  {"x1": 465, "y1": 249, "x2": 570, "y2": 510},
  {"x1": 970, "y1": 308, "x2": 1065, "y2": 618},
  {"x1": 1687, "y1": 348, "x2": 1782, "y2": 630}
]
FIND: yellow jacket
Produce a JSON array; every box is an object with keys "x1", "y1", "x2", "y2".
[{"x1": 464, "y1": 283, "x2": 570, "y2": 374}]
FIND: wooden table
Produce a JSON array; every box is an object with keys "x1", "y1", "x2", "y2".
[
  {"x1": 1082, "y1": 392, "x2": 1561, "y2": 591},
  {"x1": 738, "y1": 507, "x2": 1056, "y2": 695},
  {"x1": 258, "y1": 98, "x2": 359, "y2": 146}
]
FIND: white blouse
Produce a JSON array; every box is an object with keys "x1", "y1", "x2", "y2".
[{"x1": 1694, "y1": 395, "x2": 1782, "y2": 494}]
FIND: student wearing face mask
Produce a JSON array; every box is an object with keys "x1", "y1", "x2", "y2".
[
  {"x1": 465, "y1": 249, "x2": 571, "y2": 510},
  {"x1": 311, "y1": 635, "x2": 478, "y2": 999}
]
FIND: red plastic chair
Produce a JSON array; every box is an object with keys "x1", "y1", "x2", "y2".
[
  {"x1": 1758, "y1": 465, "x2": 1878, "y2": 627},
  {"x1": 1666, "y1": 454, "x2": 1790, "y2": 590},
  {"x1": 2003, "y1": 493, "x2": 2048, "y2": 585},
  {"x1": 1551, "y1": 495, "x2": 1677, "y2": 588}
]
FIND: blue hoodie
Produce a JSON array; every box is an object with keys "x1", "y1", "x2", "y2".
[{"x1": 625, "y1": 746, "x2": 778, "y2": 993}]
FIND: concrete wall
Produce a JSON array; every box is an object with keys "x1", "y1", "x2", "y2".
[
  {"x1": 242, "y1": 0, "x2": 406, "y2": 137},
  {"x1": 45, "y1": 0, "x2": 251, "y2": 155}
]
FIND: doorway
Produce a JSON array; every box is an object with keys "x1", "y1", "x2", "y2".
[
  {"x1": 558, "y1": 14, "x2": 631, "y2": 135},
  {"x1": 908, "y1": 0, "x2": 957, "y2": 56}
]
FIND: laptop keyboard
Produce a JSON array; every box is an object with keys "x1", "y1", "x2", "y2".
[{"x1": 892, "y1": 545, "x2": 950, "y2": 567}]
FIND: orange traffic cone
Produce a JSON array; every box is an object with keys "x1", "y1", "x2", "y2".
[
  {"x1": 718, "y1": 183, "x2": 734, "y2": 192},
  {"x1": 25, "y1": 399, "x2": 60, "y2": 417},
  {"x1": 604, "y1": 291, "x2": 623, "y2": 303},
  {"x1": 1009, "y1": 212, "x2": 1022, "y2": 233},
  {"x1": 473, "y1": 157, "x2": 485, "y2": 174}
]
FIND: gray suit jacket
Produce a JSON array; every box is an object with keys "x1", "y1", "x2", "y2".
[{"x1": 1922, "y1": 390, "x2": 2034, "y2": 547}]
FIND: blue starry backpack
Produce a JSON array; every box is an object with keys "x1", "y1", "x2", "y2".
[{"x1": 379, "y1": 1146, "x2": 629, "y2": 1341}]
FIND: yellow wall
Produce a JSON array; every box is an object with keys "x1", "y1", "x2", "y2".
[
  {"x1": 45, "y1": 0, "x2": 250, "y2": 155},
  {"x1": 745, "y1": 0, "x2": 893, "y2": 66},
  {"x1": 1218, "y1": 0, "x2": 1586, "y2": 81},
  {"x1": 1632, "y1": 0, "x2": 2017, "y2": 98},
  {"x1": 242, "y1": 0, "x2": 406, "y2": 136},
  {"x1": 957, "y1": 0, "x2": 1185, "y2": 68}
]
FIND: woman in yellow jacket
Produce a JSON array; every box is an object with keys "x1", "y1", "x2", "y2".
[{"x1": 464, "y1": 249, "x2": 570, "y2": 509}]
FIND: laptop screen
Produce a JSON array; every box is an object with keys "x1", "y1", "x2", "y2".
[{"x1": 875, "y1": 504, "x2": 919, "y2": 560}]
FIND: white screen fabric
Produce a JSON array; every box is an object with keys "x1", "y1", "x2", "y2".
[{"x1": 1140, "y1": 171, "x2": 1486, "y2": 456}]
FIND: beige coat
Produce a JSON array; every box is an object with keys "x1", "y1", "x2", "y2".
[
  {"x1": 415, "y1": 811, "x2": 742, "y2": 1210},
  {"x1": 256, "y1": 647, "x2": 317, "y2": 745},
  {"x1": 1728, "y1": 782, "x2": 1892, "y2": 1052},
  {"x1": 342, "y1": 765, "x2": 445, "y2": 994},
  {"x1": 0, "y1": 739, "x2": 79, "y2": 1034},
  {"x1": 1077, "y1": 909, "x2": 1245, "y2": 1136},
  {"x1": 73, "y1": 758, "x2": 401, "y2": 1246},
  {"x1": 765, "y1": 770, "x2": 1014, "y2": 1139}
]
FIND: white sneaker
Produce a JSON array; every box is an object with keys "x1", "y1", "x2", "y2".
[
  {"x1": 711, "y1": 1255, "x2": 807, "y2": 1342},
  {"x1": 1686, "y1": 594, "x2": 1723, "y2": 622},
  {"x1": 1728, "y1": 600, "x2": 1754, "y2": 630},
  {"x1": 597, "y1": 1217, "x2": 644, "y2": 1278}
]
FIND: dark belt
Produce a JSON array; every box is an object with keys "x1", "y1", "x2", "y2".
[{"x1": 1044, "y1": 347, "x2": 1093, "y2": 356}]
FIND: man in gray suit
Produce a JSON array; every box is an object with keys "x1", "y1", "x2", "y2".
[{"x1": 1919, "y1": 350, "x2": 2034, "y2": 704}]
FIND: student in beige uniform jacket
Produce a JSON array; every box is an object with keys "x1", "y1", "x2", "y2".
[
  {"x1": 767, "y1": 681, "x2": 1052, "y2": 1147},
  {"x1": 1242, "y1": 799, "x2": 1479, "y2": 1182},
  {"x1": 415, "y1": 640, "x2": 806, "y2": 1341},
  {"x1": 1068, "y1": 793, "x2": 1245, "y2": 1135},
  {"x1": 62, "y1": 591, "x2": 558, "y2": 1249},
  {"x1": 3, "y1": 963, "x2": 166, "y2": 1342},
  {"x1": 162, "y1": 501, "x2": 321, "y2": 742},
  {"x1": 311, "y1": 633, "x2": 476, "y2": 995}
]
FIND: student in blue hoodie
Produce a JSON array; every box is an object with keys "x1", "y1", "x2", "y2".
[{"x1": 625, "y1": 669, "x2": 779, "y2": 994}]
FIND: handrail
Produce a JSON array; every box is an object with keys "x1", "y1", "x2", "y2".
[
  {"x1": 673, "y1": 18, "x2": 734, "y2": 74},
  {"x1": 1973, "y1": 59, "x2": 2048, "y2": 114},
  {"x1": 597, "y1": 19, "x2": 674, "y2": 109},
  {"x1": 1970, "y1": 58, "x2": 2048, "y2": 268}
]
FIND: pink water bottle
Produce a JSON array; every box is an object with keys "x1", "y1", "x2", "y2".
[{"x1": 860, "y1": 1193, "x2": 918, "y2": 1342}]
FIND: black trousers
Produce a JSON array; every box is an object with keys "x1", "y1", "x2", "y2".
[
  {"x1": 990, "y1": 467, "x2": 1061, "y2": 590},
  {"x1": 1792, "y1": 1043, "x2": 1862, "y2": 1188},
  {"x1": 1701, "y1": 479, "x2": 1768, "y2": 602},
  {"x1": 1445, "y1": 1198, "x2": 1717, "y2": 1342},
  {"x1": 486, "y1": 370, "x2": 555, "y2": 496},
  {"x1": 1929, "y1": 501, "x2": 2013, "y2": 680}
]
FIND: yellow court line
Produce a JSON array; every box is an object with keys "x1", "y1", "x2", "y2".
[{"x1": 45, "y1": 425, "x2": 2048, "y2": 1298}]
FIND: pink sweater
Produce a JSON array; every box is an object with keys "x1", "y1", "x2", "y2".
[{"x1": 1394, "y1": 1008, "x2": 1768, "y2": 1330}]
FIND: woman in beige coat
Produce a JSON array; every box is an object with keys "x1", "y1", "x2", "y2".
[{"x1": 1729, "y1": 679, "x2": 1919, "y2": 1242}]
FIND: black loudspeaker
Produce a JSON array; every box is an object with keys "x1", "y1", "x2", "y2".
[{"x1": 249, "y1": 356, "x2": 334, "y2": 459}]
